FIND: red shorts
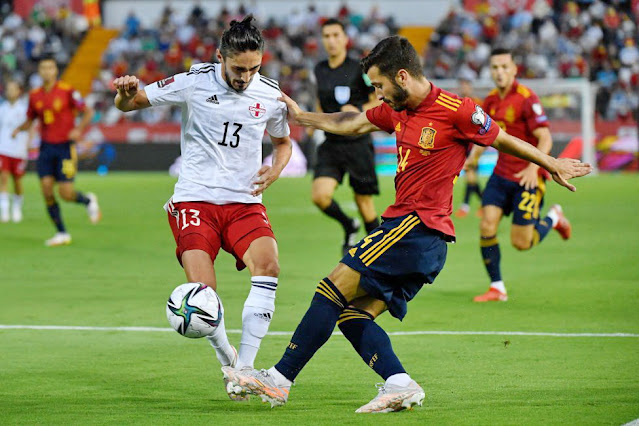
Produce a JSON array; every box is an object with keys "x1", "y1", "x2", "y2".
[
  {"x1": 0, "y1": 155, "x2": 27, "y2": 178},
  {"x1": 167, "y1": 201, "x2": 275, "y2": 271}
]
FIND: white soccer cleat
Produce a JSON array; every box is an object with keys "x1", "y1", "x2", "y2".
[
  {"x1": 222, "y1": 366, "x2": 290, "y2": 408},
  {"x1": 355, "y1": 380, "x2": 425, "y2": 413},
  {"x1": 0, "y1": 212, "x2": 8, "y2": 223},
  {"x1": 221, "y1": 346, "x2": 249, "y2": 402},
  {"x1": 11, "y1": 206, "x2": 22, "y2": 223},
  {"x1": 45, "y1": 232, "x2": 72, "y2": 247},
  {"x1": 87, "y1": 192, "x2": 101, "y2": 224}
]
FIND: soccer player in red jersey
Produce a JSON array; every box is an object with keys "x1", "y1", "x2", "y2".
[
  {"x1": 469, "y1": 49, "x2": 572, "y2": 303},
  {"x1": 13, "y1": 57, "x2": 101, "y2": 246},
  {"x1": 222, "y1": 37, "x2": 591, "y2": 413}
]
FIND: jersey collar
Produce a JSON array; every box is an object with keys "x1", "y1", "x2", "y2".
[
  {"x1": 413, "y1": 81, "x2": 440, "y2": 112},
  {"x1": 505, "y1": 80, "x2": 519, "y2": 97}
]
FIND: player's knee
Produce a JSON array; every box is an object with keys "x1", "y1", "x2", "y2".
[
  {"x1": 480, "y1": 219, "x2": 498, "y2": 236},
  {"x1": 58, "y1": 188, "x2": 74, "y2": 201},
  {"x1": 511, "y1": 236, "x2": 532, "y2": 251},
  {"x1": 252, "y1": 257, "x2": 280, "y2": 277},
  {"x1": 311, "y1": 191, "x2": 331, "y2": 209}
]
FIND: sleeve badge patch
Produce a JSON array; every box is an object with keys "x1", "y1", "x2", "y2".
[{"x1": 157, "y1": 76, "x2": 175, "y2": 88}]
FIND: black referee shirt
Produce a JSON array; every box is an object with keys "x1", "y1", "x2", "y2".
[{"x1": 313, "y1": 56, "x2": 375, "y2": 143}]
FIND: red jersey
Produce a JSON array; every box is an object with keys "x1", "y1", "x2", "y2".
[
  {"x1": 366, "y1": 84, "x2": 499, "y2": 239},
  {"x1": 27, "y1": 81, "x2": 86, "y2": 143},
  {"x1": 483, "y1": 81, "x2": 549, "y2": 182}
]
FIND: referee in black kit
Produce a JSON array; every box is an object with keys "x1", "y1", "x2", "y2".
[{"x1": 311, "y1": 18, "x2": 380, "y2": 255}]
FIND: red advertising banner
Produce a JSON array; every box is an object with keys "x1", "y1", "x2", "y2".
[
  {"x1": 87, "y1": 122, "x2": 307, "y2": 144},
  {"x1": 14, "y1": 0, "x2": 84, "y2": 17}
]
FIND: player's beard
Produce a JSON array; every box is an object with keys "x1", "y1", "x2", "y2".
[
  {"x1": 226, "y1": 70, "x2": 249, "y2": 93},
  {"x1": 384, "y1": 82, "x2": 410, "y2": 111}
]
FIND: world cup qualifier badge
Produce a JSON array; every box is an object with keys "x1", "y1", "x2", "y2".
[
  {"x1": 249, "y1": 102, "x2": 266, "y2": 118},
  {"x1": 471, "y1": 105, "x2": 492, "y2": 135},
  {"x1": 157, "y1": 76, "x2": 175, "y2": 88}
]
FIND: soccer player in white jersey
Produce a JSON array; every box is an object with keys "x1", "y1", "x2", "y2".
[
  {"x1": 0, "y1": 81, "x2": 30, "y2": 223},
  {"x1": 113, "y1": 16, "x2": 292, "y2": 399}
]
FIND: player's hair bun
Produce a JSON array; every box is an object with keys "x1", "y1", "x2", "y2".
[
  {"x1": 230, "y1": 15, "x2": 254, "y2": 29},
  {"x1": 220, "y1": 15, "x2": 264, "y2": 57}
]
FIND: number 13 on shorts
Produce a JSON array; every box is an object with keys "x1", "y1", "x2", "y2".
[{"x1": 178, "y1": 209, "x2": 201, "y2": 230}]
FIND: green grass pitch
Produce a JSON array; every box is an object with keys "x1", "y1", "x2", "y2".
[{"x1": 1, "y1": 172, "x2": 638, "y2": 425}]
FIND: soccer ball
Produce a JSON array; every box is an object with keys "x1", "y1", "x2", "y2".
[{"x1": 166, "y1": 283, "x2": 223, "y2": 338}]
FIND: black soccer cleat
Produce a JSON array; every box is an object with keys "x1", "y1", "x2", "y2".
[{"x1": 342, "y1": 218, "x2": 361, "y2": 256}]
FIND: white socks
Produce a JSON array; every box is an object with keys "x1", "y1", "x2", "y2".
[
  {"x1": 0, "y1": 192, "x2": 9, "y2": 221},
  {"x1": 237, "y1": 276, "x2": 277, "y2": 369},
  {"x1": 386, "y1": 373, "x2": 412, "y2": 387},
  {"x1": 546, "y1": 208, "x2": 559, "y2": 228},
  {"x1": 268, "y1": 366, "x2": 292, "y2": 387},
  {"x1": 12, "y1": 194, "x2": 23, "y2": 209},
  {"x1": 0, "y1": 193, "x2": 23, "y2": 222},
  {"x1": 206, "y1": 310, "x2": 237, "y2": 367},
  {"x1": 490, "y1": 280, "x2": 507, "y2": 294}
]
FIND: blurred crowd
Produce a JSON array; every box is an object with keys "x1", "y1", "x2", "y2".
[
  {"x1": 425, "y1": 0, "x2": 639, "y2": 121},
  {"x1": 0, "y1": 2, "x2": 89, "y2": 91},
  {"x1": 1, "y1": 1, "x2": 638, "y2": 124},
  {"x1": 93, "y1": 3, "x2": 397, "y2": 125}
]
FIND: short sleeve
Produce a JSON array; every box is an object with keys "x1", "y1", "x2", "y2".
[
  {"x1": 266, "y1": 101, "x2": 290, "y2": 138},
  {"x1": 365, "y1": 103, "x2": 395, "y2": 134},
  {"x1": 145, "y1": 73, "x2": 194, "y2": 107},
  {"x1": 522, "y1": 94, "x2": 549, "y2": 131},
  {"x1": 70, "y1": 89, "x2": 86, "y2": 111},
  {"x1": 454, "y1": 97, "x2": 499, "y2": 146},
  {"x1": 26, "y1": 93, "x2": 37, "y2": 120}
]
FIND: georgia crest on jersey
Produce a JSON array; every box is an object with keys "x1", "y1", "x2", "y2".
[{"x1": 145, "y1": 62, "x2": 290, "y2": 205}]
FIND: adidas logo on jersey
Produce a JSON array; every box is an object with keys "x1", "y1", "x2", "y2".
[
  {"x1": 254, "y1": 312, "x2": 272, "y2": 322},
  {"x1": 206, "y1": 95, "x2": 219, "y2": 104}
]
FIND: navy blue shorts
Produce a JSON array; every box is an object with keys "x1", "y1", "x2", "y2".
[
  {"x1": 482, "y1": 174, "x2": 546, "y2": 226},
  {"x1": 340, "y1": 213, "x2": 448, "y2": 320},
  {"x1": 37, "y1": 141, "x2": 77, "y2": 182}
]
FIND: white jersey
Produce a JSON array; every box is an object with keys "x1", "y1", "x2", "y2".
[
  {"x1": 0, "y1": 98, "x2": 29, "y2": 159},
  {"x1": 145, "y1": 62, "x2": 290, "y2": 205}
]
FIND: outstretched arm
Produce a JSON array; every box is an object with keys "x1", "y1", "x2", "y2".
[
  {"x1": 113, "y1": 75, "x2": 151, "y2": 112},
  {"x1": 492, "y1": 128, "x2": 591, "y2": 191},
  {"x1": 279, "y1": 92, "x2": 380, "y2": 136},
  {"x1": 513, "y1": 126, "x2": 553, "y2": 190}
]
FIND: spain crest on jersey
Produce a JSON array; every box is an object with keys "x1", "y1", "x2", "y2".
[{"x1": 419, "y1": 127, "x2": 436, "y2": 150}]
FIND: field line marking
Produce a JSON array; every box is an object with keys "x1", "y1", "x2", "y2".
[
  {"x1": 622, "y1": 419, "x2": 639, "y2": 426},
  {"x1": 0, "y1": 325, "x2": 638, "y2": 338}
]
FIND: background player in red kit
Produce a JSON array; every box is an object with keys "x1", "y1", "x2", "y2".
[
  {"x1": 223, "y1": 36, "x2": 592, "y2": 413},
  {"x1": 468, "y1": 48, "x2": 572, "y2": 303},
  {"x1": 13, "y1": 57, "x2": 100, "y2": 246}
]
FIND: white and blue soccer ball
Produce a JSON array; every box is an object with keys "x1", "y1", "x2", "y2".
[{"x1": 166, "y1": 283, "x2": 223, "y2": 338}]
